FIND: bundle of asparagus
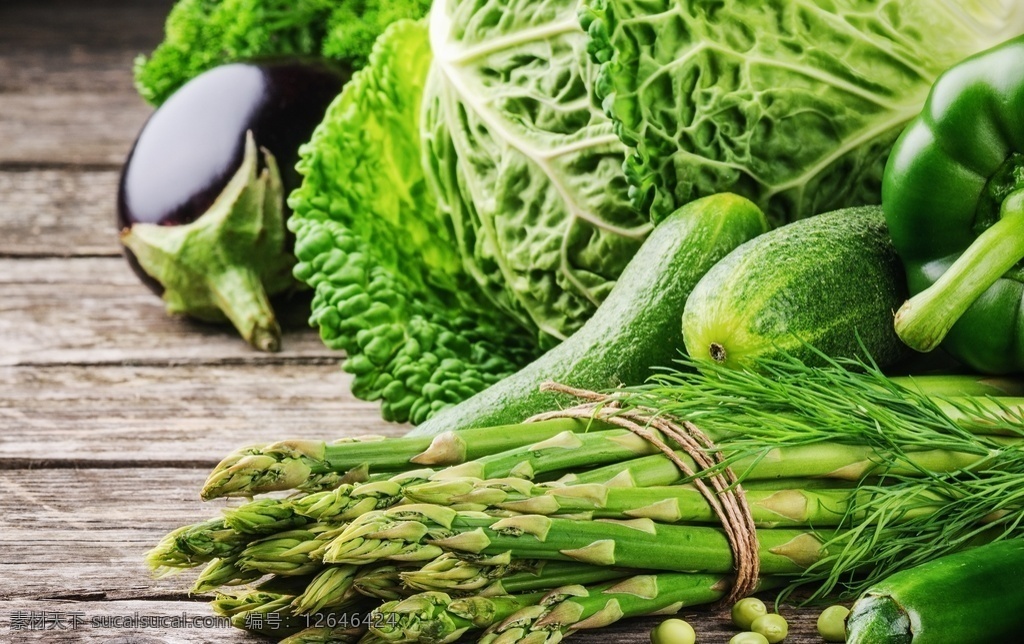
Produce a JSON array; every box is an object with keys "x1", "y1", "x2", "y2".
[{"x1": 149, "y1": 357, "x2": 1024, "y2": 643}]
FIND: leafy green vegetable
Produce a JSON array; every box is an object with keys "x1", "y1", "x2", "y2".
[
  {"x1": 134, "y1": 0, "x2": 431, "y2": 105},
  {"x1": 289, "y1": 20, "x2": 535, "y2": 424},
  {"x1": 424, "y1": 0, "x2": 650, "y2": 343},
  {"x1": 582, "y1": 0, "x2": 1024, "y2": 225},
  {"x1": 290, "y1": 1, "x2": 653, "y2": 424}
]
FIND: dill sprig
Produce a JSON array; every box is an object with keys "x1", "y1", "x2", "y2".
[{"x1": 611, "y1": 349, "x2": 1024, "y2": 599}]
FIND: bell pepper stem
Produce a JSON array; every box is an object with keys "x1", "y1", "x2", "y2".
[{"x1": 895, "y1": 192, "x2": 1024, "y2": 352}]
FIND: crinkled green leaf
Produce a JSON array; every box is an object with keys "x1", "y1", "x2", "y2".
[
  {"x1": 289, "y1": 20, "x2": 536, "y2": 424},
  {"x1": 134, "y1": 0, "x2": 431, "y2": 105},
  {"x1": 583, "y1": 0, "x2": 1024, "y2": 225},
  {"x1": 424, "y1": 0, "x2": 651, "y2": 344}
]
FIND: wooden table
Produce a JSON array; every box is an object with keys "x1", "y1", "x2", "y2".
[{"x1": 0, "y1": 1, "x2": 826, "y2": 641}]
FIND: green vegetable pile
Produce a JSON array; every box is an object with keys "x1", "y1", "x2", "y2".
[
  {"x1": 136, "y1": 0, "x2": 1024, "y2": 423},
  {"x1": 285, "y1": 0, "x2": 1024, "y2": 423},
  {"x1": 288, "y1": 0, "x2": 653, "y2": 423},
  {"x1": 134, "y1": 0, "x2": 1024, "y2": 641},
  {"x1": 150, "y1": 355, "x2": 1024, "y2": 643}
]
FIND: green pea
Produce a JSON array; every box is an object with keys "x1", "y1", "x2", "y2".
[
  {"x1": 816, "y1": 605, "x2": 849, "y2": 642},
  {"x1": 731, "y1": 597, "x2": 768, "y2": 630},
  {"x1": 729, "y1": 632, "x2": 769, "y2": 644},
  {"x1": 751, "y1": 613, "x2": 788, "y2": 643},
  {"x1": 650, "y1": 618, "x2": 696, "y2": 644}
]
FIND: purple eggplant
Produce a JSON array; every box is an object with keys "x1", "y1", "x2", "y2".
[{"x1": 117, "y1": 60, "x2": 346, "y2": 351}]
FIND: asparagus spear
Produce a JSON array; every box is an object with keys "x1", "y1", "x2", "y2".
[
  {"x1": 206, "y1": 425, "x2": 654, "y2": 501},
  {"x1": 147, "y1": 498, "x2": 312, "y2": 572},
  {"x1": 146, "y1": 518, "x2": 249, "y2": 572},
  {"x1": 215, "y1": 579, "x2": 374, "y2": 638},
  {"x1": 323, "y1": 505, "x2": 832, "y2": 574},
  {"x1": 211, "y1": 587, "x2": 296, "y2": 619},
  {"x1": 193, "y1": 556, "x2": 264, "y2": 593},
  {"x1": 368, "y1": 590, "x2": 549, "y2": 643},
  {"x1": 430, "y1": 428, "x2": 659, "y2": 482},
  {"x1": 887, "y1": 374, "x2": 1024, "y2": 398},
  {"x1": 401, "y1": 552, "x2": 632, "y2": 596},
  {"x1": 352, "y1": 564, "x2": 416, "y2": 601},
  {"x1": 291, "y1": 565, "x2": 362, "y2": 614},
  {"x1": 404, "y1": 478, "x2": 943, "y2": 527},
  {"x1": 478, "y1": 573, "x2": 784, "y2": 643},
  {"x1": 293, "y1": 470, "x2": 436, "y2": 523},
  {"x1": 201, "y1": 418, "x2": 608, "y2": 499},
  {"x1": 399, "y1": 552, "x2": 538, "y2": 595},
  {"x1": 239, "y1": 526, "x2": 336, "y2": 577},
  {"x1": 224, "y1": 497, "x2": 310, "y2": 534},
  {"x1": 559, "y1": 440, "x2": 1005, "y2": 489}
]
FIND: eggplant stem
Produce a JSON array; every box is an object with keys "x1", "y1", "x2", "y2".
[{"x1": 205, "y1": 265, "x2": 282, "y2": 352}]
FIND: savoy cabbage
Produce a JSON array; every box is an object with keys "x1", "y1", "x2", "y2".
[
  {"x1": 583, "y1": 0, "x2": 1024, "y2": 225},
  {"x1": 289, "y1": 1, "x2": 650, "y2": 423}
]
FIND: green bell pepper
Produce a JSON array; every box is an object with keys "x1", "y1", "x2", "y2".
[{"x1": 884, "y1": 35, "x2": 1024, "y2": 373}]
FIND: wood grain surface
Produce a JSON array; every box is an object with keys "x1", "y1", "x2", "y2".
[{"x1": 0, "y1": 1, "x2": 834, "y2": 642}]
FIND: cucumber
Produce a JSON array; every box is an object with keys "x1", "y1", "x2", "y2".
[
  {"x1": 682, "y1": 207, "x2": 910, "y2": 371},
  {"x1": 405, "y1": 193, "x2": 769, "y2": 437},
  {"x1": 846, "y1": 539, "x2": 1024, "y2": 643}
]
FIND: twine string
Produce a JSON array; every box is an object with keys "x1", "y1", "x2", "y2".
[{"x1": 525, "y1": 381, "x2": 760, "y2": 602}]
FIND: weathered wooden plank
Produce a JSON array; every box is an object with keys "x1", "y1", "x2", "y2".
[
  {"x1": 0, "y1": 92, "x2": 151, "y2": 168},
  {"x1": 0, "y1": 363, "x2": 400, "y2": 463},
  {"x1": 0, "y1": 1, "x2": 169, "y2": 168},
  {"x1": 0, "y1": 0, "x2": 174, "y2": 56},
  {"x1": 0, "y1": 0, "x2": 174, "y2": 94},
  {"x1": 0, "y1": 599, "x2": 263, "y2": 644},
  {"x1": 0, "y1": 257, "x2": 338, "y2": 366},
  {"x1": 0, "y1": 170, "x2": 122, "y2": 256},
  {"x1": 0, "y1": 51, "x2": 152, "y2": 96},
  {"x1": 0, "y1": 468, "x2": 215, "y2": 600}
]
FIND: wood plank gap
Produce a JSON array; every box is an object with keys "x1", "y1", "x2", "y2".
[
  {"x1": 0, "y1": 252, "x2": 120, "y2": 260},
  {"x1": 29, "y1": 590, "x2": 203, "y2": 603},
  {"x1": 0, "y1": 459, "x2": 219, "y2": 471},
  {"x1": 0, "y1": 161, "x2": 123, "y2": 172},
  {"x1": 30, "y1": 590, "x2": 205, "y2": 603},
  {"x1": 11, "y1": 355, "x2": 342, "y2": 368}
]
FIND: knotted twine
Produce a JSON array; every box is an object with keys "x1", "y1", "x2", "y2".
[{"x1": 525, "y1": 381, "x2": 760, "y2": 603}]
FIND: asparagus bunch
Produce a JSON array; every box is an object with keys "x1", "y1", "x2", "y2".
[
  {"x1": 201, "y1": 418, "x2": 612, "y2": 499},
  {"x1": 150, "y1": 358, "x2": 1024, "y2": 642}
]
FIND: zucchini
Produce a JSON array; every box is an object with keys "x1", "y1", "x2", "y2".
[
  {"x1": 846, "y1": 539, "x2": 1024, "y2": 643},
  {"x1": 682, "y1": 207, "x2": 910, "y2": 371},
  {"x1": 406, "y1": 193, "x2": 769, "y2": 437}
]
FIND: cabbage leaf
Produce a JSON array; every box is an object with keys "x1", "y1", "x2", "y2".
[
  {"x1": 583, "y1": 0, "x2": 1024, "y2": 225},
  {"x1": 289, "y1": 20, "x2": 536, "y2": 424},
  {"x1": 424, "y1": 0, "x2": 651, "y2": 343}
]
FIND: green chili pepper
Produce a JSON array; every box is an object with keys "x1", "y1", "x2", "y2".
[{"x1": 883, "y1": 35, "x2": 1024, "y2": 373}]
